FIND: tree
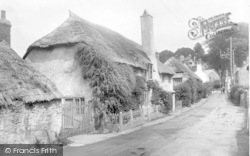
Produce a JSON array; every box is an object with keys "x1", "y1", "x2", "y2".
[
  {"x1": 174, "y1": 47, "x2": 195, "y2": 59},
  {"x1": 204, "y1": 22, "x2": 249, "y2": 73},
  {"x1": 193, "y1": 43, "x2": 205, "y2": 60},
  {"x1": 159, "y1": 50, "x2": 174, "y2": 63}
]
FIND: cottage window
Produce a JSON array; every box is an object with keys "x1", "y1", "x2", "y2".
[{"x1": 173, "y1": 78, "x2": 182, "y2": 84}]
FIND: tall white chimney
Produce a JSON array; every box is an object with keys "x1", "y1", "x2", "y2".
[
  {"x1": 140, "y1": 10, "x2": 159, "y2": 80},
  {"x1": 0, "y1": 10, "x2": 11, "y2": 45}
]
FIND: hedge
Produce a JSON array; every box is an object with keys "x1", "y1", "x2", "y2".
[
  {"x1": 229, "y1": 84, "x2": 246, "y2": 106},
  {"x1": 174, "y1": 79, "x2": 214, "y2": 107},
  {"x1": 147, "y1": 80, "x2": 172, "y2": 113}
]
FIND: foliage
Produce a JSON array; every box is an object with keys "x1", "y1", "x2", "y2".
[
  {"x1": 213, "y1": 80, "x2": 221, "y2": 89},
  {"x1": 193, "y1": 43, "x2": 205, "y2": 61},
  {"x1": 229, "y1": 84, "x2": 246, "y2": 105},
  {"x1": 159, "y1": 50, "x2": 174, "y2": 63},
  {"x1": 196, "y1": 81, "x2": 203, "y2": 100},
  {"x1": 129, "y1": 76, "x2": 147, "y2": 110},
  {"x1": 174, "y1": 83, "x2": 192, "y2": 101},
  {"x1": 147, "y1": 80, "x2": 172, "y2": 113},
  {"x1": 204, "y1": 22, "x2": 249, "y2": 73},
  {"x1": 174, "y1": 47, "x2": 195, "y2": 59},
  {"x1": 229, "y1": 84, "x2": 241, "y2": 101},
  {"x1": 147, "y1": 80, "x2": 161, "y2": 105},
  {"x1": 185, "y1": 78, "x2": 199, "y2": 104},
  {"x1": 202, "y1": 82, "x2": 213, "y2": 97},
  {"x1": 174, "y1": 79, "x2": 214, "y2": 107},
  {"x1": 75, "y1": 46, "x2": 136, "y2": 113}
]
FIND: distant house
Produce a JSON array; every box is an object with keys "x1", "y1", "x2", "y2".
[
  {"x1": 164, "y1": 57, "x2": 201, "y2": 85},
  {"x1": 235, "y1": 63, "x2": 249, "y2": 87},
  {"x1": 157, "y1": 59, "x2": 175, "y2": 92},
  {"x1": 179, "y1": 54, "x2": 196, "y2": 71},
  {"x1": 204, "y1": 69, "x2": 220, "y2": 82},
  {"x1": 0, "y1": 42, "x2": 61, "y2": 144}
]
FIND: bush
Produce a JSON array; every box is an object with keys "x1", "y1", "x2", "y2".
[
  {"x1": 229, "y1": 84, "x2": 245, "y2": 105},
  {"x1": 174, "y1": 78, "x2": 213, "y2": 107},
  {"x1": 202, "y1": 82, "x2": 213, "y2": 97},
  {"x1": 213, "y1": 80, "x2": 221, "y2": 89},
  {"x1": 130, "y1": 76, "x2": 147, "y2": 109},
  {"x1": 184, "y1": 78, "x2": 199, "y2": 104},
  {"x1": 196, "y1": 81, "x2": 203, "y2": 101},
  {"x1": 234, "y1": 88, "x2": 245, "y2": 105},
  {"x1": 229, "y1": 85, "x2": 241, "y2": 101},
  {"x1": 147, "y1": 80, "x2": 172, "y2": 113},
  {"x1": 174, "y1": 82, "x2": 192, "y2": 106}
]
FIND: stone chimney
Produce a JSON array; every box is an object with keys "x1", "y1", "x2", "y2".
[
  {"x1": 1, "y1": 10, "x2": 6, "y2": 19},
  {"x1": 141, "y1": 10, "x2": 155, "y2": 56},
  {"x1": 140, "y1": 9, "x2": 159, "y2": 80},
  {"x1": 0, "y1": 10, "x2": 11, "y2": 45}
]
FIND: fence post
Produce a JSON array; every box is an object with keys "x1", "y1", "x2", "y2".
[
  {"x1": 172, "y1": 93, "x2": 176, "y2": 112},
  {"x1": 119, "y1": 112, "x2": 123, "y2": 131},
  {"x1": 156, "y1": 105, "x2": 159, "y2": 117},
  {"x1": 130, "y1": 110, "x2": 133, "y2": 126},
  {"x1": 147, "y1": 107, "x2": 150, "y2": 121},
  {"x1": 141, "y1": 107, "x2": 145, "y2": 124},
  {"x1": 61, "y1": 98, "x2": 65, "y2": 136}
]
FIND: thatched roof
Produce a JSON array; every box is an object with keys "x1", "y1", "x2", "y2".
[
  {"x1": 24, "y1": 11, "x2": 151, "y2": 70},
  {"x1": 157, "y1": 60, "x2": 175, "y2": 75},
  {"x1": 164, "y1": 57, "x2": 201, "y2": 80},
  {"x1": 0, "y1": 42, "x2": 61, "y2": 106}
]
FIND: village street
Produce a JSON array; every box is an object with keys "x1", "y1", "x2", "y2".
[{"x1": 63, "y1": 93, "x2": 248, "y2": 156}]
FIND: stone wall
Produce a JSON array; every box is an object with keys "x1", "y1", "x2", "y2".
[{"x1": 0, "y1": 100, "x2": 62, "y2": 144}]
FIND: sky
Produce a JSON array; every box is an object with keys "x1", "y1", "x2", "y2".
[{"x1": 0, "y1": 0, "x2": 249, "y2": 57}]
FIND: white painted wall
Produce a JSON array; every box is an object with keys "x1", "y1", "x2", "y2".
[{"x1": 25, "y1": 46, "x2": 92, "y2": 102}]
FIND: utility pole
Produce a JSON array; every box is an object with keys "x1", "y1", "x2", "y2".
[
  {"x1": 230, "y1": 37, "x2": 233, "y2": 84},
  {"x1": 224, "y1": 37, "x2": 235, "y2": 85}
]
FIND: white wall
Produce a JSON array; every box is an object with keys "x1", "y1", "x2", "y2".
[
  {"x1": 0, "y1": 100, "x2": 62, "y2": 144},
  {"x1": 25, "y1": 46, "x2": 92, "y2": 102},
  {"x1": 160, "y1": 74, "x2": 174, "y2": 92}
]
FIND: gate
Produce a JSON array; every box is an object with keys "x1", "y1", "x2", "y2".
[{"x1": 60, "y1": 97, "x2": 92, "y2": 138}]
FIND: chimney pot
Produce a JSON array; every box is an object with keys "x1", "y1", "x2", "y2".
[{"x1": 1, "y1": 10, "x2": 6, "y2": 19}]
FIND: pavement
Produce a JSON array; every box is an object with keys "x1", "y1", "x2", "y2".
[{"x1": 63, "y1": 92, "x2": 248, "y2": 156}]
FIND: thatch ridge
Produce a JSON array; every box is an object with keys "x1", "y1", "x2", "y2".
[
  {"x1": 0, "y1": 42, "x2": 61, "y2": 105},
  {"x1": 157, "y1": 60, "x2": 175, "y2": 75},
  {"x1": 164, "y1": 57, "x2": 201, "y2": 80},
  {"x1": 24, "y1": 11, "x2": 151, "y2": 70}
]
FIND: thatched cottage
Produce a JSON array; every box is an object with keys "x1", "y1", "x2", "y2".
[
  {"x1": 24, "y1": 11, "x2": 153, "y2": 108},
  {"x1": 24, "y1": 10, "x2": 175, "y2": 102},
  {"x1": 23, "y1": 11, "x2": 176, "y2": 132},
  {"x1": 164, "y1": 57, "x2": 201, "y2": 85},
  {"x1": 0, "y1": 42, "x2": 62, "y2": 143}
]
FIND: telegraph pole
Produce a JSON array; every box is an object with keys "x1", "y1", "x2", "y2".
[{"x1": 229, "y1": 37, "x2": 232, "y2": 84}]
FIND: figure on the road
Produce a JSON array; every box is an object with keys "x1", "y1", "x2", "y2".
[{"x1": 221, "y1": 86, "x2": 225, "y2": 93}]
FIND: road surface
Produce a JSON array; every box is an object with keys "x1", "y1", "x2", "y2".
[{"x1": 63, "y1": 93, "x2": 248, "y2": 156}]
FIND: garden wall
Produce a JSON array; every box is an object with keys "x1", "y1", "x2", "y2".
[{"x1": 0, "y1": 100, "x2": 62, "y2": 144}]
